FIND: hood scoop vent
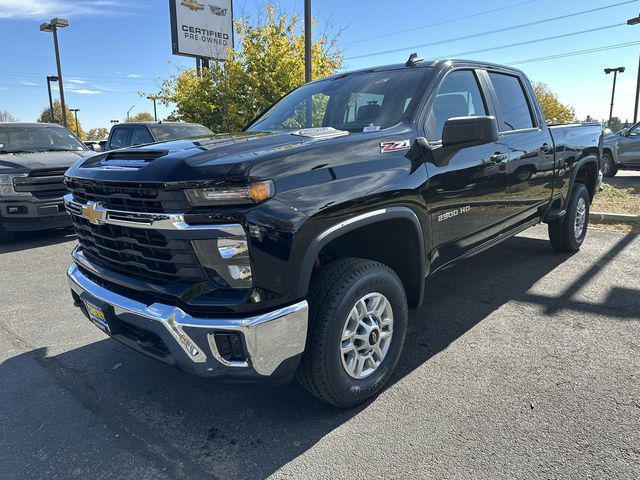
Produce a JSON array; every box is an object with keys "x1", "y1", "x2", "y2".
[{"x1": 82, "y1": 149, "x2": 169, "y2": 170}]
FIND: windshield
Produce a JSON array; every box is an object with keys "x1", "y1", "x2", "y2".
[
  {"x1": 246, "y1": 69, "x2": 430, "y2": 133},
  {"x1": 0, "y1": 124, "x2": 88, "y2": 154},
  {"x1": 149, "y1": 124, "x2": 214, "y2": 142}
]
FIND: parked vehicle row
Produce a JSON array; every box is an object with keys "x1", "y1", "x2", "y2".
[
  {"x1": 61, "y1": 57, "x2": 603, "y2": 407},
  {"x1": 602, "y1": 122, "x2": 640, "y2": 177}
]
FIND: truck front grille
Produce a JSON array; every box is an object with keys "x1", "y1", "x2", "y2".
[
  {"x1": 71, "y1": 215, "x2": 207, "y2": 284},
  {"x1": 65, "y1": 178, "x2": 189, "y2": 213},
  {"x1": 13, "y1": 168, "x2": 67, "y2": 199}
]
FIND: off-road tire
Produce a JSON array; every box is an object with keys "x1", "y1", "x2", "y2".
[
  {"x1": 548, "y1": 183, "x2": 590, "y2": 253},
  {"x1": 296, "y1": 258, "x2": 408, "y2": 408},
  {"x1": 601, "y1": 152, "x2": 618, "y2": 178}
]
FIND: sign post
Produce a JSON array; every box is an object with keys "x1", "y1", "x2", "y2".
[{"x1": 169, "y1": 0, "x2": 234, "y2": 62}]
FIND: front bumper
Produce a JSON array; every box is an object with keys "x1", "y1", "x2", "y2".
[
  {"x1": 0, "y1": 197, "x2": 70, "y2": 231},
  {"x1": 67, "y1": 263, "x2": 308, "y2": 380}
]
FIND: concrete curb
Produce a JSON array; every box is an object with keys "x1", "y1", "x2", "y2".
[{"x1": 591, "y1": 212, "x2": 640, "y2": 224}]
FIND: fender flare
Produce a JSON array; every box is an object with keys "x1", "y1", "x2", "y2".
[
  {"x1": 567, "y1": 154, "x2": 599, "y2": 204},
  {"x1": 295, "y1": 206, "x2": 427, "y2": 306}
]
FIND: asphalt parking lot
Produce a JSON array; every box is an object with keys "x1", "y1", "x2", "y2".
[{"x1": 1, "y1": 224, "x2": 639, "y2": 480}]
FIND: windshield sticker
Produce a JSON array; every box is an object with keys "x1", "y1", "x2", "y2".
[
  {"x1": 363, "y1": 125, "x2": 381, "y2": 133},
  {"x1": 291, "y1": 127, "x2": 349, "y2": 139},
  {"x1": 380, "y1": 139, "x2": 410, "y2": 153}
]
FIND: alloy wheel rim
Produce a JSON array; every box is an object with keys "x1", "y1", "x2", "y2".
[
  {"x1": 574, "y1": 197, "x2": 587, "y2": 239},
  {"x1": 340, "y1": 292, "x2": 394, "y2": 379}
]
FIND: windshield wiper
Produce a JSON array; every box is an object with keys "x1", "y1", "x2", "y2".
[
  {"x1": 0, "y1": 149, "x2": 33, "y2": 154},
  {"x1": 34, "y1": 148, "x2": 80, "y2": 153}
]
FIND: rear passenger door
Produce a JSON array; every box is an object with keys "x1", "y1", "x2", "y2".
[
  {"x1": 618, "y1": 123, "x2": 640, "y2": 165},
  {"x1": 486, "y1": 71, "x2": 555, "y2": 222}
]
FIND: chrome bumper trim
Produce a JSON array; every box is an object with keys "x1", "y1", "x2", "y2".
[
  {"x1": 63, "y1": 193, "x2": 244, "y2": 234},
  {"x1": 66, "y1": 263, "x2": 308, "y2": 376}
]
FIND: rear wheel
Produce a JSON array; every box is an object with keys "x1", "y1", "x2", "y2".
[
  {"x1": 297, "y1": 258, "x2": 408, "y2": 408},
  {"x1": 548, "y1": 183, "x2": 589, "y2": 253},
  {"x1": 601, "y1": 153, "x2": 618, "y2": 178}
]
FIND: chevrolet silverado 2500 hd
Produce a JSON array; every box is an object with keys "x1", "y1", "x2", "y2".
[
  {"x1": 64, "y1": 58, "x2": 602, "y2": 407},
  {"x1": 0, "y1": 123, "x2": 93, "y2": 242}
]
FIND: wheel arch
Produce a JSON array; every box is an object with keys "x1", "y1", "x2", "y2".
[
  {"x1": 568, "y1": 155, "x2": 599, "y2": 204},
  {"x1": 295, "y1": 207, "x2": 427, "y2": 309}
]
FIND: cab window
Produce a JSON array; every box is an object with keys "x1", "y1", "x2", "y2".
[
  {"x1": 130, "y1": 126, "x2": 154, "y2": 146},
  {"x1": 488, "y1": 72, "x2": 535, "y2": 131},
  {"x1": 109, "y1": 127, "x2": 130, "y2": 149},
  {"x1": 426, "y1": 70, "x2": 487, "y2": 142}
]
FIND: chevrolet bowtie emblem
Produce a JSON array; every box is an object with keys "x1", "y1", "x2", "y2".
[{"x1": 81, "y1": 202, "x2": 106, "y2": 225}]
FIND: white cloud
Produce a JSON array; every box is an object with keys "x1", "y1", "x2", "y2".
[
  {"x1": 0, "y1": 0, "x2": 135, "y2": 19},
  {"x1": 20, "y1": 81, "x2": 38, "y2": 86},
  {"x1": 68, "y1": 78, "x2": 87, "y2": 85},
  {"x1": 126, "y1": 74, "x2": 144, "y2": 79},
  {"x1": 68, "y1": 88, "x2": 101, "y2": 95}
]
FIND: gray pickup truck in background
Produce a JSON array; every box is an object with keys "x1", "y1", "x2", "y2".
[
  {"x1": 0, "y1": 123, "x2": 93, "y2": 242},
  {"x1": 602, "y1": 122, "x2": 640, "y2": 177}
]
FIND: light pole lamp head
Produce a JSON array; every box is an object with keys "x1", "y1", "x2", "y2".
[
  {"x1": 627, "y1": 14, "x2": 640, "y2": 26},
  {"x1": 40, "y1": 18, "x2": 69, "y2": 32},
  {"x1": 70, "y1": 109, "x2": 80, "y2": 113},
  {"x1": 47, "y1": 75, "x2": 59, "y2": 82},
  {"x1": 604, "y1": 67, "x2": 625, "y2": 74}
]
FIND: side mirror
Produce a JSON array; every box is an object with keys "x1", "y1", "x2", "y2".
[
  {"x1": 91, "y1": 144, "x2": 102, "y2": 152},
  {"x1": 442, "y1": 116, "x2": 499, "y2": 150}
]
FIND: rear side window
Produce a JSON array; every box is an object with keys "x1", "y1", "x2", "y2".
[
  {"x1": 426, "y1": 70, "x2": 487, "y2": 141},
  {"x1": 130, "y1": 127, "x2": 154, "y2": 146},
  {"x1": 109, "y1": 127, "x2": 129, "y2": 149},
  {"x1": 489, "y1": 72, "x2": 535, "y2": 131}
]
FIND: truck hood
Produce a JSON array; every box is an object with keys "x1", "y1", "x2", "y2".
[
  {"x1": 0, "y1": 150, "x2": 93, "y2": 173},
  {"x1": 65, "y1": 128, "x2": 377, "y2": 183}
]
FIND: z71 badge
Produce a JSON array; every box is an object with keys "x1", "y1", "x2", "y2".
[{"x1": 380, "y1": 139, "x2": 411, "y2": 153}]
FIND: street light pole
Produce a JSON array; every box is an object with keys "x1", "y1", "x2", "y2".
[
  {"x1": 628, "y1": 14, "x2": 640, "y2": 123},
  {"x1": 46, "y1": 75, "x2": 58, "y2": 123},
  {"x1": 40, "y1": 18, "x2": 69, "y2": 127},
  {"x1": 304, "y1": 0, "x2": 312, "y2": 83},
  {"x1": 604, "y1": 67, "x2": 625, "y2": 126},
  {"x1": 126, "y1": 105, "x2": 135, "y2": 122},
  {"x1": 70, "y1": 109, "x2": 80, "y2": 136},
  {"x1": 147, "y1": 95, "x2": 158, "y2": 121}
]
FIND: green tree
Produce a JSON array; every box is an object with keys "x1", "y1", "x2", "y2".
[
  {"x1": 156, "y1": 4, "x2": 342, "y2": 132},
  {"x1": 607, "y1": 117, "x2": 624, "y2": 132},
  {"x1": 127, "y1": 112, "x2": 155, "y2": 122},
  {"x1": 38, "y1": 100, "x2": 85, "y2": 138},
  {"x1": 533, "y1": 83, "x2": 575, "y2": 124},
  {"x1": 85, "y1": 127, "x2": 109, "y2": 141}
]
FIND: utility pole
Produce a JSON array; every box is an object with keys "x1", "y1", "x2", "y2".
[
  {"x1": 46, "y1": 75, "x2": 58, "y2": 123},
  {"x1": 126, "y1": 105, "x2": 135, "y2": 122},
  {"x1": 69, "y1": 109, "x2": 80, "y2": 136},
  {"x1": 40, "y1": 18, "x2": 69, "y2": 127},
  {"x1": 147, "y1": 95, "x2": 158, "y2": 121},
  {"x1": 628, "y1": 14, "x2": 640, "y2": 122},
  {"x1": 304, "y1": 0, "x2": 312, "y2": 83},
  {"x1": 604, "y1": 67, "x2": 625, "y2": 126}
]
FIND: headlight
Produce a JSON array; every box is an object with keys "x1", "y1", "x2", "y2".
[
  {"x1": 185, "y1": 181, "x2": 274, "y2": 206},
  {"x1": 0, "y1": 173, "x2": 29, "y2": 197}
]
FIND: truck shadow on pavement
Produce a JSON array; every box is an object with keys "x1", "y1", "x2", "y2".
[
  {"x1": 0, "y1": 227, "x2": 76, "y2": 255},
  {"x1": 2, "y1": 231, "x2": 638, "y2": 480}
]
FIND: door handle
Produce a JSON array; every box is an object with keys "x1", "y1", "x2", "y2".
[
  {"x1": 541, "y1": 143, "x2": 553, "y2": 154},
  {"x1": 489, "y1": 152, "x2": 508, "y2": 163}
]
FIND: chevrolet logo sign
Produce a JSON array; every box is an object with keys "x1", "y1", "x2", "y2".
[{"x1": 81, "y1": 202, "x2": 107, "y2": 225}]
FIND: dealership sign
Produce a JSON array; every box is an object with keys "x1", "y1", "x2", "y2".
[{"x1": 169, "y1": 0, "x2": 233, "y2": 61}]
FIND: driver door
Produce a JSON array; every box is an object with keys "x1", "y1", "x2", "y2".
[{"x1": 618, "y1": 123, "x2": 640, "y2": 165}]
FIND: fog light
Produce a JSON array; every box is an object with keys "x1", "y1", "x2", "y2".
[{"x1": 217, "y1": 239, "x2": 248, "y2": 259}]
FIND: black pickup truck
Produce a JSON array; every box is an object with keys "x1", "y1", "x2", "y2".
[
  {"x1": 0, "y1": 123, "x2": 92, "y2": 242},
  {"x1": 64, "y1": 58, "x2": 602, "y2": 407}
]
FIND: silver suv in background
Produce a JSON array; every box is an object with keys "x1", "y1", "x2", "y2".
[{"x1": 602, "y1": 122, "x2": 640, "y2": 177}]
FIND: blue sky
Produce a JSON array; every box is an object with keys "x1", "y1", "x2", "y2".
[{"x1": 0, "y1": 0, "x2": 639, "y2": 130}]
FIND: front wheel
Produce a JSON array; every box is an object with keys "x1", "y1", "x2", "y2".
[
  {"x1": 297, "y1": 258, "x2": 408, "y2": 408},
  {"x1": 548, "y1": 183, "x2": 590, "y2": 253}
]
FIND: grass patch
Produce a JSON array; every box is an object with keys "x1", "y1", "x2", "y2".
[{"x1": 591, "y1": 183, "x2": 640, "y2": 216}]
